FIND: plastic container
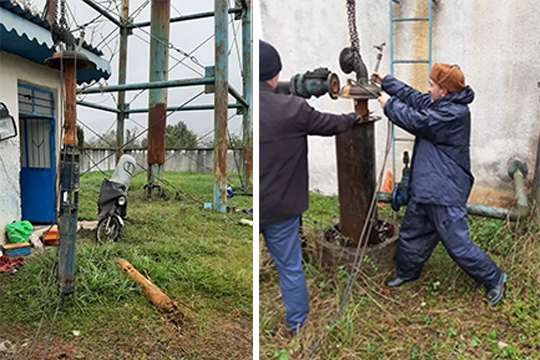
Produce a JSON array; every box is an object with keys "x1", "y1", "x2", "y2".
[{"x1": 42, "y1": 225, "x2": 60, "y2": 246}]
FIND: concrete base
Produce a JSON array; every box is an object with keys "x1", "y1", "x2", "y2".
[{"x1": 314, "y1": 219, "x2": 399, "y2": 271}]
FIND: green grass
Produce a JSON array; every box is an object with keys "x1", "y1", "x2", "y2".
[
  {"x1": 260, "y1": 194, "x2": 540, "y2": 360},
  {"x1": 0, "y1": 171, "x2": 252, "y2": 359}
]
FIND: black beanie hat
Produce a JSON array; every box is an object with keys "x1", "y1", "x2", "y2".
[{"x1": 259, "y1": 40, "x2": 282, "y2": 82}]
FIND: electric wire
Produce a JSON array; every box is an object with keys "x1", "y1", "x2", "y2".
[
  {"x1": 130, "y1": 0, "x2": 150, "y2": 19},
  {"x1": 79, "y1": 91, "x2": 205, "y2": 176},
  {"x1": 126, "y1": 29, "x2": 220, "y2": 107},
  {"x1": 130, "y1": 30, "x2": 204, "y2": 76}
]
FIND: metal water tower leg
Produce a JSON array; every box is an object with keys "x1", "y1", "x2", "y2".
[
  {"x1": 213, "y1": 0, "x2": 229, "y2": 213},
  {"x1": 241, "y1": 1, "x2": 252, "y2": 191},
  {"x1": 116, "y1": 0, "x2": 129, "y2": 163},
  {"x1": 146, "y1": 0, "x2": 170, "y2": 199}
]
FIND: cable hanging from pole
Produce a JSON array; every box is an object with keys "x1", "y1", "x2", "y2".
[
  {"x1": 124, "y1": 27, "x2": 226, "y2": 108},
  {"x1": 80, "y1": 90, "x2": 206, "y2": 176}
]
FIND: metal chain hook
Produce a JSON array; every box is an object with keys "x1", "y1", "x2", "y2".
[
  {"x1": 59, "y1": 0, "x2": 67, "y2": 28},
  {"x1": 341, "y1": 0, "x2": 368, "y2": 81}
]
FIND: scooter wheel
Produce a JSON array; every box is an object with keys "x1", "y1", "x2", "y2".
[{"x1": 96, "y1": 216, "x2": 123, "y2": 243}]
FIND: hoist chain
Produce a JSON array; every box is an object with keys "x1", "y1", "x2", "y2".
[
  {"x1": 340, "y1": 0, "x2": 369, "y2": 81},
  {"x1": 346, "y1": 0, "x2": 360, "y2": 54},
  {"x1": 59, "y1": 0, "x2": 67, "y2": 29}
]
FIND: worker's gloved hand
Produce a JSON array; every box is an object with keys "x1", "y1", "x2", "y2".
[
  {"x1": 378, "y1": 92, "x2": 390, "y2": 108},
  {"x1": 371, "y1": 73, "x2": 385, "y2": 85}
]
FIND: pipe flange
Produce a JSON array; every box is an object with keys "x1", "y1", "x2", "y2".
[
  {"x1": 507, "y1": 159, "x2": 528, "y2": 179},
  {"x1": 356, "y1": 115, "x2": 381, "y2": 125}
]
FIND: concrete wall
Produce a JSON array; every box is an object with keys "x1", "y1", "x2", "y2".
[
  {"x1": 260, "y1": 0, "x2": 540, "y2": 207},
  {"x1": 0, "y1": 51, "x2": 62, "y2": 243},
  {"x1": 80, "y1": 148, "x2": 244, "y2": 174}
]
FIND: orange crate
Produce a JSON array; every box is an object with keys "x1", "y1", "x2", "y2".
[{"x1": 42, "y1": 225, "x2": 59, "y2": 246}]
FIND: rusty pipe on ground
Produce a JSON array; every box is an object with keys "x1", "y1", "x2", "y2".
[{"x1": 117, "y1": 258, "x2": 178, "y2": 314}]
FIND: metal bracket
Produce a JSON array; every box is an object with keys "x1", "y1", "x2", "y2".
[
  {"x1": 205, "y1": 66, "x2": 215, "y2": 94},
  {"x1": 339, "y1": 79, "x2": 381, "y2": 100},
  {"x1": 508, "y1": 159, "x2": 528, "y2": 179},
  {"x1": 356, "y1": 115, "x2": 382, "y2": 125},
  {"x1": 123, "y1": 103, "x2": 130, "y2": 119},
  {"x1": 236, "y1": 102, "x2": 245, "y2": 115}
]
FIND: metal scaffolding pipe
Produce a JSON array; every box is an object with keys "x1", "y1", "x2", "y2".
[
  {"x1": 116, "y1": 0, "x2": 129, "y2": 163},
  {"x1": 81, "y1": 0, "x2": 123, "y2": 28},
  {"x1": 241, "y1": 0, "x2": 253, "y2": 190},
  {"x1": 228, "y1": 85, "x2": 249, "y2": 108},
  {"x1": 46, "y1": 52, "x2": 89, "y2": 295},
  {"x1": 125, "y1": 103, "x2": 242, "y2": 114},
  {"x1": 77, "y1": 77, "x2": 214, "y2": 94},
  {"x1": 76, "y1": 100, "x2": 119, "y2": 113},
  {"x1": 146, "y1": 0, "x2": 171, "y2": 197},
  {"x1": 128, "y1": 8, "x2": 243, "y2": 29},
  {"x1": 213, "y1": 0, "x2": 229, "y2": 213}
]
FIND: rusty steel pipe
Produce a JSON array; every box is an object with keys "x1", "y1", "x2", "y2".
[
  {"x1": 46, "y1": 50, "x2": 90, "y2": 295},
  {"x1": 336, "y1": 100, "x2": 378, "y2": 246},
  {"x1": 147, "y1": 0, "x2": 170, "y2": 167},
  {"x1": 117, "y1": 258, "x2": 178, "y2": 313},
  {"x1": 241, "y1": 0, "x2": 252, "y2": 191},
  {"x1": 116, "y1": 0, "x2": 129, "y2": 163},
  {"x1": 213, "y1": 0, "x2": 229, "y2": 212},
  {"x1": 63, "y1": 60, "x2": 77, "y2": 145},
  {"x1": 145, "y1": 0, "x2": 170, "y2": 198}
]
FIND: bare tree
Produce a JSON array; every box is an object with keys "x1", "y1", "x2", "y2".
[{"x1": 11, "y1": 0, "x2": 39, "y2": 15}]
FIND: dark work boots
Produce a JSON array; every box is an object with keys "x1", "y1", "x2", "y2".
[
  {"x1": 486, "y1": 273, "x2": 508, "y2": 306},
  {"x1": 385, "y1": 275, "x2": 419, "y2": 288}
]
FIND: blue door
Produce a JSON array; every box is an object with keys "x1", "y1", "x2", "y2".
[{"x1": 18, "y1": 84, "x2": 57, "y2": 224}]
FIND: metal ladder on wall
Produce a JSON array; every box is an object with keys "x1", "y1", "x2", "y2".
[{"x1": 389, "y1": 0, "x2": 433, "y2": 186}]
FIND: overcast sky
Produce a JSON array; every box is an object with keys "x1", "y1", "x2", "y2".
[{"x1": 31, "y1": 0, "x2": 246, "y2": 143}]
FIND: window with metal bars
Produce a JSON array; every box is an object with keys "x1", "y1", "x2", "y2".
[{"x1": 17, "y1": 82, "x2": 56, "y2": 169}]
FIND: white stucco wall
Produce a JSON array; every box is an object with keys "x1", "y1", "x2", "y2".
[
  {"x1": 0, "y1": 51, "x2": 62, "y2": 244},
  {"x1": 261, "y1": 0, "x2": 540, "y2": 207}
]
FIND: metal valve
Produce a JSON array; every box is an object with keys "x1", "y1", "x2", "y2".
[{"x1": 276, "y1": 67, "x2": 341, "y2": 99}]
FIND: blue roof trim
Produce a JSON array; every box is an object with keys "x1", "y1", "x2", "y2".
[{"x1": 0, "y1": 4, "x2": 111, "y2": 85}]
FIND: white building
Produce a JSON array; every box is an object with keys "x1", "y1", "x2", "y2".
[
  {"x1": 260, "y1": 0, "x2": 540, "y2": 208},
  {"x1": 0, "y1": 1, "x2": 111, "y2": 243}
]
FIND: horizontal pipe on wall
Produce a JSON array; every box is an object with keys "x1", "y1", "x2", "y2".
[{"x1": 377, "y1": 192, "x2": 526, "y2": 221}]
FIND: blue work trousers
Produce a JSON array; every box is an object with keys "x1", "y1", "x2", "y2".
[
  {"x1": 261, "y1": 216, "x2": 308, "y2": 332},
  {"x1": 396, "y1": 200, "x2": 503, "y2": 290}
]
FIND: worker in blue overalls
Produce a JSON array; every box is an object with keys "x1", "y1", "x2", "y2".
[{"x1": 373, "y1": 64, "x2": 507, "y2": 305}]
